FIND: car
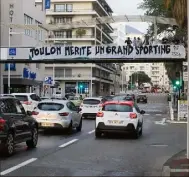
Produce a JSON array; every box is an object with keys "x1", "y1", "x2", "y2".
[
  {"x1": 95, "y1": 101, "x2": 145, "y2": 139},
  {"x1": 11, "y1": 93, "x2": 41, "y2": 112},
  {"x1": 0, "y1": 94, "x2": 15, "y2": 98},
  {"x1": 111, "y1": 95, "x2": 134, "y2": 101},
  {"x1": 40, "y1": 96, "x2": 50, "y2": 100},
  {"x1": 0, "y1": 97, "x2": 38, "y2": 156},
  {"x1": 80, "y1": 97, "x2": 102, "y2": 119},
  {"x1": 68, "y1": 96, "x2": 82, "y2": 107},
  {"x1": 101, "y1": 95, "x2": 114, "y2": 103},
  {"x1": 136, "y1": 94, "x2": 148, "y2": 103},
  {"x1": 31, "y1": 99, "x2": 82, "y2": 133}
]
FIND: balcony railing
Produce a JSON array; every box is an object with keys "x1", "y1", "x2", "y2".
[
  {"x1": 47, "y1": 9, "x2": 96, "y2": 14},
  {"x1": 47, "y1": 35, "x2": 95, "y2": 39}
]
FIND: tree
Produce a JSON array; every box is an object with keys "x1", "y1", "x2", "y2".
[
  {"x1": 138, "y1": 0, "x2": 186, "y2": 80},
  {"x1": 129, "y1": 71, "x2": 151, "y2": 86}
]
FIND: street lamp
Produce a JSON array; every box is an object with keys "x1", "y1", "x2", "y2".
[{"x1": 187, "y1": 0, "x2": 189, "y2": 159}]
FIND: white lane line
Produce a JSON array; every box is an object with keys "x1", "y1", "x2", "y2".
[
  {"x1": 144, "y1": 114, "x2": 150, "y2": 116},
  {"x1": 88, "y1": 130, "x2": 95, "y2": 134},
  {"x1": 150, "y1": 144, "x2": 168, "y2": 147},
  {"x1": 156, "y1": 114, "x2": 162, "y2": 116},
  {"x1": 59, "y1": 139, "x2": 78, "y2": 148},
  {"x1": 0, "y1": 158, "x2": 37, "y2": 176}
]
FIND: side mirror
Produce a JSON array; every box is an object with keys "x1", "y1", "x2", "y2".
[
  {"x1": 140, "y1": 110, "x2": 145, "y2": 114},
  {"x1": 27, "y1": 111, "x2": 32, "y2": 116}
]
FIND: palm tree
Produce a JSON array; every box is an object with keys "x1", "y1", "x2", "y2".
[{"x1": 164, "y1": 0, "x2": 187, "y2": 28}]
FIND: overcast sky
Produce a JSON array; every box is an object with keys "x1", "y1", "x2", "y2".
[{"x1": 106, "y1": 0, "x2": 149, "y2": 33}]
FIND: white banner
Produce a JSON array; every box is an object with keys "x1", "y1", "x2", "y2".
[
  {"x1": 29, "y1": 45, "x2": 186, "y2": 60},
  {"x1": 178, "y1": 100, "x2": 188, "y2": 120}
]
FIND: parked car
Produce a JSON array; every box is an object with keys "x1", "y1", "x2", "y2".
[
  {"x1": 31, "y1": 99, "x2": 82, "y2": 133},
  {"x1": 0, "y1": 97, "x2": 38, "y2": 156},
  {"x1": 11, "y1": 93, "x2": 41, "y2": 112},
  {"x1": 112, "y1": 95, "x2": 134, "y2": 102},
  {"x1": 0, "y1": 94, "x2": 15, "y2": 98},
  {"x1": 40, "y1": 96, "x2": 50, "y2": 100},
  {"x1": 95, "y1": 101, "x2": 145, "y2": 138},
  {"x1": 136, "y1": 94, "x2": 148, "y2": 103}
]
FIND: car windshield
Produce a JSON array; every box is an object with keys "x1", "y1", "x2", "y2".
[
  {"x1": 2, "y1": 95, "x2": 14, "y2": 97},
  {"x1": 112, "y1": 95, "x2": 126, "y2": 101},
  {"x1": 83, "y1": 99, "x2": 100, "y2": 105},
  {"x1": 38, "y1": 102, "x2": 64, "y2": 111},
  {"x1": 138, "y1": 95, "x2": 146, "y2": 98},
  {"x1": 14, "y1": 95, "x2": 28, "y2": 101},
  {"x1": 102, "y1": 104, "x2": 133, "y2": 112}
]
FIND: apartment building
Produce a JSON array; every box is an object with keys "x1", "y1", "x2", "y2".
[
  {"x1": 0, "y1": 0, "x2": 47, "y2": 94},
  {"x1": 35, "y1": 0, "x2": 116, "y2": 96},
  {"x1": 123, "y1": 63, "x2": 170, "y2": 89},
  {"x1": 110, "y1": 22, "x2": 127, "y2": 93}
]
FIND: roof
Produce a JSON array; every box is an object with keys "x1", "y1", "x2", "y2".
[
  {"x1": 11, "y1": 93, "x2": 36, "y2": 95},
  {"x1": 83, "y1": 97, "x2": 102, "y2": 100},
  {"x1": 103, "y1": 101, "x2": 134, "y2": 106},
  {"x1": 125, "y1": 25, "x2": 143, "y2": 35},
  {"x1": 39, "y1": 99, "x2": 69, "y2": 104}
]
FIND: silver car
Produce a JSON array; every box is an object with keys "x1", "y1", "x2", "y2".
[{"x1": 31, "y1": 99, "x2": 82, "y2": 132}]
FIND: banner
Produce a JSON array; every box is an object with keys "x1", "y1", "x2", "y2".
[
  {"x1": 4, "y1": 63, "x2": 16, "y2": 71},
  {"x1": 45, "y1": 0, "x2": 50, "y2": 9},
  {"x1": 29, "y1": 45, "x2": 186, "y2": 60},
  {"x1": 177, "y1": 100, "x2": 188, "y2": 120}
]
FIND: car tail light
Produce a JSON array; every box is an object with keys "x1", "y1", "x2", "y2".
[
  {"x1": 32, "y1": 111, "x2": 39, "y2": 115},
  {"x1": 22, "y1": 101, "x2": 32, "y2": 105},
  {"x1": 129, "y1": 113, "x2": 137, "y2": 119},
  {"x1": 59, "y1": 112, "x2": 69, "y2": 116},
  {"x1": 0, "y1": 118, "x2": 6, "y2": 131},
  {"x1": 96, "y1": 112, "x2": 104, "y2": 117}
]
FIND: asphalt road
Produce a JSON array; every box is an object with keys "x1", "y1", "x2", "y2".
[{"x1": 0, "y1": 93, "x2": 187, "y2": 176}]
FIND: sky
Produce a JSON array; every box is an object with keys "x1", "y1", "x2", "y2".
[{"x1": 106, "y1": 0, "x2": 149, "y2": 33}]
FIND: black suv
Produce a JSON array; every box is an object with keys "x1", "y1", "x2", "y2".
[
  {"x1": 0, "y1": 97, "x2": 38, "y2": 156},
  {"x1": 137, "y1": 94, "x2": 148, "y2": 103}
]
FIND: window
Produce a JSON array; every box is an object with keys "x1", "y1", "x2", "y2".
[
  {"x1": 83, "y1": 99, "x2": 100, "y2": 105},
  {"x1": 15, "y1": 100, "x2": 26, "y2": 114},
  {"x1": 65, "y1": 68, "x2": 72, "y2": 77},
  {"x1": 14, "y1": 95, "x2": 28, "y2": 101},
  {"x1": 54, "y1": 17, "x2": 72, "y2": 24},
  {"x1": 38, "y1": 103, "x2": 64, "y2": 111},
  {"x1": 36, "y1": 63, "x2": 40, "y2": 69},
  {"x1": 66, "y1": 102, "x2": 76, "y2": 111},
  {"x1": 66, "y1": 4, "x2": 73, "y2": 12},
  {"x1": 0, "y1": 99, "x2": 17, "y2": 113},
  {"x1": 54, "y1": 4, "x2": 65, "y2": 12},
  {"x1": 102, "y1": 104, "x2": 133, "y2": 112},
  {"x1": 30, "y1": 94, "x2": 41, "y2": 101},
  {"x1": 24, "y1": 14, "x2": 33, "y2": 37},
  {"x1": 35, "y1": 20, "x2": 43, "y2": 41},
  {"x1": 54, "y1": 30, "x2": 72, "y2": 38}
]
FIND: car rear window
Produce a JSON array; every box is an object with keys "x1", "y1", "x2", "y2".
[
  {"x1": 37, "y1": 103, "x2": 64, "y2": 111},
  {"x1": 14, "y1": 95, "x2": 28, "y2": 101},
  {"x1": 112, "y1": 96, "x2": 126, "y2": 101},
  {"x1": 102, "y1": 104, "x2": 133, "y2": 112},
  {"x1": 83, "y1": 99, "x2": 101, "y2": 105}
]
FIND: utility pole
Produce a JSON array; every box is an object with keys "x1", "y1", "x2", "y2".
[{"x1": 187, "y1": 0, "x2": 189, "y2": 159}]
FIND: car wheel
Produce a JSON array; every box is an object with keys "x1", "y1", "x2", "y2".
[
  {"x1": 139, "y1": 125, "x2": 143, "y2": 136},
  {"x1": 26, "y1": 127, "x2": 38, "y2": 148},
  {"x1": 66, "y1": 121, "x2": 73, "y2": 134},
  {"x1": 95, "y1": 130, "x2": 101, "y2": 138},
  {"x1": 133, "y1": 125, "x2": 140, "y2": 139},
  {"x1": 3, "y1": 133, "x2": 15, "y2": 156},
  {"x1": 76, "y1": 118, "x2": 82, "y2": 132}
]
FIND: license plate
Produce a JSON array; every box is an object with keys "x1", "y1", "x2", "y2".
[
  {"x1": 41, "y1": 123, "x2": 54, "y2": 127},
  {"x1": 108, "y1": 120, "x2": 123, "y2": 124}
]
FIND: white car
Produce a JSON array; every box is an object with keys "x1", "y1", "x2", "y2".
[
  {"x1": 11, "y1": 93, "x2": 41, "y2": 112},
  {"x1": 80, "y1": 97, "x2": 102, "y2": 119},
  {"x1": 0, "y1": 94, "x2": 15, "y2": 98},
  {"x1": 31, "y1": 99, "x2": 82, "y2": 132},
  {"x1": 95, "y1": 101, "x2": 145, "y2": 139}
]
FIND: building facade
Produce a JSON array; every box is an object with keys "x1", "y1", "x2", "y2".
[
  {"x1": 35, "y1": 0, "x2": 117, "y2": 96},
  {"x1": 1, "y1": 0, "x2": 47, "y2": 94}
]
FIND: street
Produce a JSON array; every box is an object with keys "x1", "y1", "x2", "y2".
[{"x1": 0, "y1": 94, "x2": 187, "y2": 176}]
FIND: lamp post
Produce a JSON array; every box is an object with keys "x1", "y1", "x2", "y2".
[{"x1": 187, "y1": 0, "x2": 189, "y2": 159}]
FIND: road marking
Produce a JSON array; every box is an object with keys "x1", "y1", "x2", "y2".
[
  {"x1": 59, "y1": 139, "x2": 78, "y2": 148},
  {"x1": 155, "y1": 118, "x2": 167, "y2": 125},
  {"x1": 171, "y1": 169, "x2": 189, "y2": 172},
  {"x1": 88, "y1": 130, "x2": 95, "y2": 134},
  {"x1": 150, "y1": 144, "x2": 168, "y2": 147},
  {"x1": 168, "y1": 121, "x2": 187, "y2": 124},
  {"x1": 155, "y1": 114, "x2": 162, "y2": 116},
  {"x1": 0, "y1": 158, "x2": 37, "y2": 175},
  {"x1": 144, "y1": 114, "x2": 150, "y2": 116}
]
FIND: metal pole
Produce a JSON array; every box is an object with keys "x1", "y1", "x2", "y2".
[
  {"x1": 154, "y1": 18, "x2": 158, "y2": 44},
  {"x1": 52, "y1": 63, "x2": 55, "y2": 95},
  {"x1": 8, "y1": 28, "x2": 11, "y2": 94},
  {"x1": 187, "y1": 0, "x2": 189, "y2": 159},
  {"x1": 90, "y1": 65, "x2": 93, "y2": 97},
  {"x1": 121, "y1": 69, "x2": 124, "y2": 92}
]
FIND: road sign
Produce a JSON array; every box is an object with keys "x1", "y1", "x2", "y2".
[{"x1": 9, "y1": 48, "x2": 16, "y2": 56}]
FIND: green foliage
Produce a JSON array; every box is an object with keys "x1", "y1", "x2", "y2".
[
  {"x1": 129, "y1": 71, "x2": 151, "y2": 85},
  {"x1": 138, "y1": 0, "x2": 185, "y2": 80},
  {"x1": 76, "y1": 28, "x2": 86, "y2": 37}
]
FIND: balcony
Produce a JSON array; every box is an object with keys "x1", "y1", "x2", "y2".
[
  {"x1": 46, "y1": 34, "x2": 96, "y2": 42},
  {"x1": 46, "y1": 9, "x2": 98, "y2": 16},
  {"x1": 54, "y1": 74, "x2": 113, "y2": 83}
]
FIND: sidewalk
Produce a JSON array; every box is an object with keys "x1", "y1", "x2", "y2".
[{"x1": 162, "y1": 150, "x2": 189, "y2": 176}]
